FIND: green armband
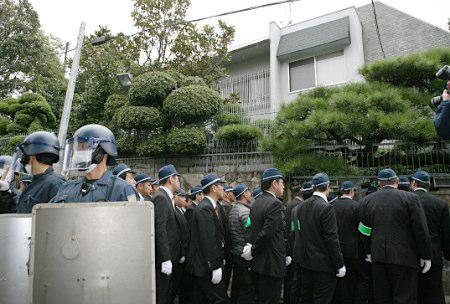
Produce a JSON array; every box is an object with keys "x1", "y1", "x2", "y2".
[
  {"x1": 358, "y1": 222, "x2": 372, "y2": 236},
  {"x1": 291, "y1": 219, "x2": 301, "y2": 231},
  {"x1": 245, "y1": 217, "x2": 251, "y2": 228},
  {"x1": 291, "y1": 221, "x2": 295, "y2": 231},
  {"x1": 297, "y1": 219, "x2": 301, "y2": 231}
]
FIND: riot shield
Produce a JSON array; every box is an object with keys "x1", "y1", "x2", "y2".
[
  {"x1": 0, "y1": 214, "x2": 32, "y2": 304},
  {"x1": 29, "y1": 202, "x2": 155, "y2": 304}
]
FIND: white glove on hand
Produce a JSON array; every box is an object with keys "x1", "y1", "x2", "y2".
[
  {"x1": 0, "y1": 180, "x2": 10, "y2": 191},
  {"x1": 179, "y1": 256, "x2": 185, "y2": 264},
  {"x1": 211, "y1": 268, "x2": 222, "y2": 284},
  {"x1": 285, "y1": 256, "x2": 292, "y2": 266},
  {"x1": 365, "y1": 254, "x2": 372, "y2": 263},
  {"x1": 336, "y1": 266, "x2": 346, "y2": 278},
  {"x1": 420, "y1": 259, "x2": 431, "y2": 274},
  {"x1": 241, "y1": 243, "x2": 253, "y2": 261},
  {"x1": 161, "y1": 260, "x2": 173, "y2": 276}
]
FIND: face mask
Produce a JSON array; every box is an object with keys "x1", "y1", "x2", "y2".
[
  {"x1": 25, "y1": 164, "x2": 32, "y2": 174},
  {"x1": 73, "y1": 150, "x2": 93, "y2": 169}
]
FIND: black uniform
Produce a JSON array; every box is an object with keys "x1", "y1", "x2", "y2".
[
  {"x1": 248, "y1": 191, "x2": 286, "y2": 304},
  {"x1": 186, "y1": 197, "x2": 229, "y2": 304},
  {"x1": 333, "y1": 196, "x2": 369, "y2": 304},
  {"x1": 153, "y1": 187, "x2": 182, "y2": 304},
  {"x1": 292, "y1": 194, "x2": 343, "y2": 304},
  {"x1": 185, "y1": 201, "x2": 198, "y2": 226},
  {"x1": 359, "y1": 187, "x2": 432, "y2": 304},
  {"x1": 173, "y1": 206, "x2": 191, "y2": 304},
  {"x1": 0, "y1": 186, "x2": 18, "y2": 213},
  {"x1": 16, "y1": 168, "x2": 64, "y2": 213},
  {"x1": 414, "y1": 189, "x2": 450, "y2": 304},
  {"x1": 219, "y1": 202, "x2": 233, "y2": 296}
]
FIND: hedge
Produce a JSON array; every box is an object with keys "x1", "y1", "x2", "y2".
[
  {"x1": 214, "y1": 124, "x2": 263, "y2": 141},
  {"x1": 128, "y1": 71, "x2": 177, "y2": 107},
  {"x1": 166, "y1": 128, "x2": 207, "y2": 155},
  {"x1": 136, "y1": 134, "x2": 168, "y2": 156},
  {"x1": 104, "y1": 94, "x2": 128, "y2": 118},
  {"x1": 215, "y1": 113, "x2": 246, "y2": 126},
  {"x1": 116, "y1": 136, "x2": 138, "y2": 157},
  {"x1": 181, "y1": 76, "x2": 207, "y2": 87},
  {"x1": 113, "y1": 106, "x2": 163, "y2": 133}
]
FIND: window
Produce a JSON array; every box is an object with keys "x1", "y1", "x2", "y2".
[{"x1": 289, "y1": 50, "x2": 345, "y2": 92}]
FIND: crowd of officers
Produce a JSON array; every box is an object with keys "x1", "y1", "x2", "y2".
[{"x1": 0, "y1": 123, "x2": 449, "y2": 304}]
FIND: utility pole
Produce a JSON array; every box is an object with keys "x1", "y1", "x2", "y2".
[
  {"x1": 63, "y1": 41, "x2": 70, "y2": 72},
  {"x1": 55, "y1": 22, "x2": 86, "y2": 173}
]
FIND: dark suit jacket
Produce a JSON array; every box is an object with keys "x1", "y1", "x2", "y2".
[
  {"x1": 292, "y1": 194, "x2": 344, "y2": 274},
  {"x1": 185, "y1": 202, "x2": 197, "y2": 226},
  {"x1": 175, "y1": 207, "x2": 190, "y2": 258},
  {"x1": 414, "y1": 189, "x2": 450, "y2": 264},
  {"x1": 249, "y1": 192, "x2": 286, "y2": 278},
  {"x1": 186, "y1": 197, "x2": 225, "y2": 278},
  {"x1": 153, "y1": 188, "x2": 182, "y2": 264},
  {"x1": 333, "y1": 197, "x2": 363, "y2": 259},
  {"x1": 359, "y1": 187, "x2": 432, "y2": 269}
]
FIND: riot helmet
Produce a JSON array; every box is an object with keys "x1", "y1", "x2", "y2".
[
  {"x1": 19, "y1": 131, "x2": 60, "y2": 167},
  {"x1": 0, "y1": 155, "x2": 12, "y2": 178},
  {"x1": 63, "y1": 124, "x2": 117, "y2": 175}
]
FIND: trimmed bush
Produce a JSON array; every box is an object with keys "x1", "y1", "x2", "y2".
[
  {"x1": 27, "y1": 118, "x2": 46, "y2": 133},
  {"x1": 116, "y1": 136, "x2": 138, "y2": 157},
  {"x1": 136, "y1": 134, "x2": 168, "y2": 156},
  {"x1": 181, "y1": 76, "x2": 207, "y2": 87},
  {"x1": 128, "y1": 71, "x2": 177, "y2": 107},
  {"x1": 215, "y1": 113, "x2": 246, "y2": 126},
  {"x1": 6, "y1": 122, "x2": 27, "y2": 134},
  {"x1": 113, "y1": 106, "x2": 163, "y2": 133},
  {"x1": 166, "y1": 128, "x2": 207, "y2": 155},
  {"x1": 104, "y1": 94, "x2": 128, "y2": 118},
  {"x1": 214, "y1": 124, "x2": 263, "y2": 141},
  {"x1": 0, "y1": 117, "x2": 9, "y2": 135},
  {"x1": 166, "y1": 69, "x2": 186, "y2": 88},
  {"x1": 163, "y1": 85, "x2": 222, "y2": 126}
]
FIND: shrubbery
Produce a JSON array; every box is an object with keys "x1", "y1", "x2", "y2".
[
  {"x1": 137, "y1": 134, "x2": 168, "y2": 156},
  {"x1": 166, "y1": 128, "x2": 207, "y2": 155},
  {"x1": 128, "y1": 71, "x2": 177, "y2": 107},
  {"x1": 113, "y1": 106, "x2": 163, "y2": 134},
  {"x1": 214, "y1": 124, "x2": 263, "y2": 141}
]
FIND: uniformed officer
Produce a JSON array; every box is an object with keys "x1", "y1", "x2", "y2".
[
  {"x1": 327, "y1": 191, "x2": 338, "y2": 204},
  {"x1": 292, "y1": 173, "x2": 345, "y2": 304},
  {"x1": 359, "y1": 168, "x2": 432, "y2": 304},
  {"x1": 0, "y1": 155, "x2": 17, "y2": 213},
  {"x1": 242, "y1": 168, "x2": 287, "y2": 304},
  {"x1": 50, "y1": 124, "x2": 138, "y2": 203},
  {"x1": 411, "y1": 171, "x2": 450, "y2": 304},
  {"x1": 186, "y1": 173, "x2": 230, "y2": 303},
  {"x1": 153, "y1": 164, "x2": 182, "y2": 304},
  {"x1": 222, "y1": 185, "x2": 234, "y2": 216},
  {"x1": 185, "y1": 185, "x2": 203, "y2": 225},
  {"x1": 18, "y1": 174, "x2": 33, "y2": 194},
  {"x1": 398, "y1": 176, "x2": 411, "y2": 192},
  {"x1": 252, "y1": 188, "x2": 262, "y2": 199},
  {"x1": 112, "y1": 163, "x2": 136, "y2": 186},
  {"x1": 135, "y1": 173, "x2": 155, "y2": 201},
  {"x1": 221, "y1": 185, "x2": 233, "y2": 295},
  {"x1": 228, "y1": 183, "x2": 255, "y2": 304},
  {"x1": 14, "y1": 131, "x2": 65, "y2": 213},
  {"x1": 333, "y1": 181, "x2": 369, "y2": 304}
]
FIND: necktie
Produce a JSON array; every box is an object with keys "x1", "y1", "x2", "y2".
[{"x1": 214, "y1": 206, "x2": 220, "y2": 219}]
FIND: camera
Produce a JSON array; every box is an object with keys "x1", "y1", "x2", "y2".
[{"x1": 430, "y1": 65, "x2": 450, "y2": 108}]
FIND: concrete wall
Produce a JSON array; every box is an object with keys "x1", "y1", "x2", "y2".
[{"x1": 226, "y1": 53, "x2": 270, "y2": 77}]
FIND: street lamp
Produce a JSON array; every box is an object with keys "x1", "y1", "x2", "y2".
[
  {"x1": 91, "y1": 36, "x2": 115, "y2": 46},
  {"x1": 116, "y1": 73, "x2": 133, "y2": 90}
]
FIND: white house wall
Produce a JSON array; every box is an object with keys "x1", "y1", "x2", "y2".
[{"x1": 226, "y1": 53, "x2": 270, "y2": 77}]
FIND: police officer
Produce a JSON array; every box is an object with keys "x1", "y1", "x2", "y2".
[
  {"x1": 292, "y1": 173, "x2": 345, "y2": 304},
  {"x1": 18, "y1": 174, "x2": 33, "y2": 194},
  {"x1": 242, "y1": 168, "x2": 287, "y2": 304},
  {"x1": 359, "y1": 168, "x2": 432, "y2": 304},
  {"x1": 135, "y1": 173, "x2": 155, "y2": 201},
  {"x1": 327, "y1": 191, "x2": 338, "y2": 204},
  {"x1": 0, "y1": 155, "x2": 17, "y2": 213},
  {"x1": 112, "y1": 163, "x2": 136, "y2": 187},
  {"x1": 186, "y1": 173, "x2": 230, "y2": 303},
  {"x1": 185, "y1": 185, "x2": 203, "y2": 225},
  {"x1": 50, "y1": 124, "x2": 138, "y2": 203},
  {"x1": 398, "y1": 176, "x2": 411, "y2": 192},
  {"x1": 411, "y1": 171, "x2": 450, "y2": 304},
  {"x1": 252, "y1": 188, "x2": 262, "y2": 199},
  {"x1": 14, "y1": 131, "x2": 65, "y2": 213},
  {"x1": 333, "y1": 181, "x2": 369, "y2": 304}
]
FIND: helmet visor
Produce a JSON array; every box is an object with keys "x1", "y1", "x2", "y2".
[{"x1": 63, "y1": 137, "x2": 102, "y2": 175}]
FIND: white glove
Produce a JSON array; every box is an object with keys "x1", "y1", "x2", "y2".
[
  {"x1": 161, "y1": 260, "x2": 172, "y2": 276},
  {"x1": 211, "y1": 268, "x2": 222, "y2": 284},
  {"x1": 420, "y1": 259, "x2": 431, "y2": 274},
  {"x1": 179, "y1": 256, "x2": 185, "y2": 264},
  {"x1": 285, "y1": 256, "x2": 292, "y2": 266},
  {"x1": 241, "y1": 243, "x2": 253, "y2": 261},
  {"x1": 365, "y1": 254, "x2": 372, "y2": 263},
  {"x1": 0, "y1": 180, "x2": 10, "y2": 191},
  {"x1": 336, "y1": 265, "x2": 346, "y2": 278}
]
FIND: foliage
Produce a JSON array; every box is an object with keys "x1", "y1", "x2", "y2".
[
  {"x1": 104, "y1": 94, "x2": 128, "y2": 118},
  {"x1": 163, "y1": 85, "x2": 222, "y2": 126},
  {"x1": 214, "y1": 124, "x2": 263, "y2": 142},
  {"x1": 253, "y1": 119, "x2": 274, "y2": 132},
  {"x1": 112, "y1": 106, "x2": 163, "y2": 136},
  {"x1": 0, "y1": 116, "x2": 9, "y2": 135},
  {"x1": 136, "y1": 134, "x2": 168, "y2": 156},
  {"x1": 359, "y1": 48, "x2": 450, "y2": 94},
  {"x1": 0, "y1": 135, "x2": 26, "y2": 155},
  {"x1": 180, "y1": 76, "x2": 207, "y2": 87},
  {"x1": 0, "y1": 0, "x2": 67, "y2": 117},
  {"x1": 166, "y1": 128, "x2": 207, "y2": 155},
  {"x1": 215, "y1": 113, "x2": 246, "y2": 127},
  {"x1": 128, "y1": 71, "x2": 177, "y2": 107},
  {"x1": 116, "y1": 136, "x2": 138, "y2": 157}
]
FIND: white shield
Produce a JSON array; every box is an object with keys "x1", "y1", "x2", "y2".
[
  {"x1": 29, "y1": 202, "x2": 155, "y2": 304},
  {"x1": 0, "y1": 214, "x2": 32, "y2": 304}
]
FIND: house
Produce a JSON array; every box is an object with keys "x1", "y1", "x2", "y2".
[{"x1": 214, "y1": 1, "x2": 450, "y2": 121}]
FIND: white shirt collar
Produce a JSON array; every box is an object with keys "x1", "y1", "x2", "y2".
[
  {"x1": 414, "y1": 188, "x2": 428, "y2": 192},
  {"x1": 313, "y1": 191, "x2": 328, "y2": 203},
  {"x1": 160, "y1": 185, "x2": 174, "y2": 200},
  {"x1": 205, "y1": 195, "x2": 217, "y2": 209},
  {"x1": 265, "y1": 190, "x2": 276, "y2": 198},
  {"x1": 192, "y1": 200, "x2": 199, "y2": 206},
  {"x1": 381, "y1": 185, "x2": 397, "y2": 189},
  {"x1": 138, "y1": 192, "x2": 144, "y2": 201},
  {"x1": 340, "y1": 195, "x2": 353, "y2": 200}
]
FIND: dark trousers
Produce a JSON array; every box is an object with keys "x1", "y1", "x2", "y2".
[
  {"x1": 372, "y1": 262, "x2": 417, "y2": 304},
  {"x1": 171, "y1": 263, "x2": 192, "y2": 304},
  {"x1": 299, "y1": 267, "x2": 336, "y2": 304},
  {"x1": 231, "y1": 263, "x2": 256, "y2": 304},
  {"x1": 156, "y1": 264, "x2": 172, "y2": 304},
  {"x1": 418, "y1": 263, "x2": 445, "y2": 304},
  {"x1": 224, "y1": 255, "x2": 233, "y2": 293},
  {"x1": 284, "y1": 264, "x2": 294, "y2": 304},
  {"x1": 333, "y1": 258, "x2": 370, "y2": 304},
  {"x1": 286, "y1": 263, "x2": 302, "y2": 304},
  {"x1": 252, "y1": 272, "x2": 283, "y2": 304},
  {"x1": 193, "y1": 275, "x2": 230, "y2": 304}
]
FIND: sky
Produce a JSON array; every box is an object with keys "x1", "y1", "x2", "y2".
[{"x1": 29, "y1": 0, "x2": 449, "y2": 54}]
